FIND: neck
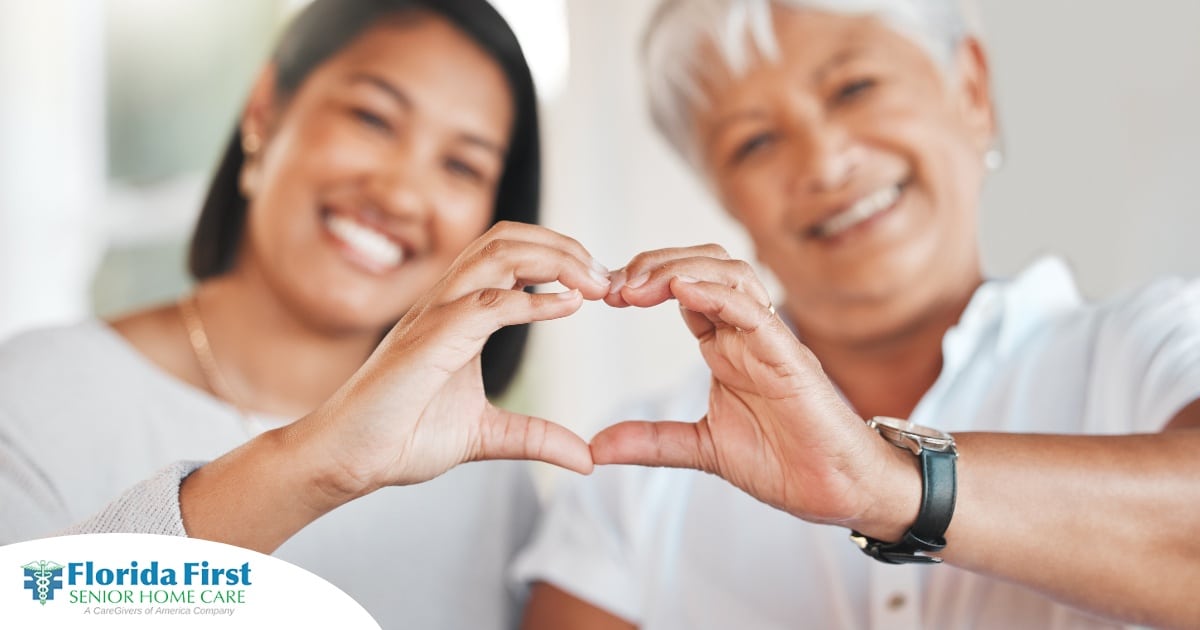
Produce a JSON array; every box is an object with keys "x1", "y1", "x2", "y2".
[
  {"x1": 791, "y1": 278, "x2": 982, "y2": 420},
  {"x1": 191, "y1": 268, "x2": 381, "y2": 419}
]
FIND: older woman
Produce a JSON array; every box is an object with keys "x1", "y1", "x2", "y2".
[{"x1": 516, "y1": 1, "x2": 1200, "y2": 628}]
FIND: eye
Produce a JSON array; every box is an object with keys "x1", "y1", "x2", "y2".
[
  {"x1": 833, "y1": 78, "x2": 877, "y2": 104},
  {"x1": 445, "y1": 158, "x2": 485, "y2": 183},
  {"x1": 351, "y1": 107, "x2": 393, "y2": 134},
  {"x1": 729, "y1": 132, "x2": 778, "y2": 165}
]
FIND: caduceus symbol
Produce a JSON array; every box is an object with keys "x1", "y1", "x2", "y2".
[{"x1": 22, "y1": 560, "x2": 65, "y2": 606}]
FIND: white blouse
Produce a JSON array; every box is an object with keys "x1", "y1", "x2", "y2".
[{"x1": 513, "y1": 258, "x2": 1200, "y2": 630}]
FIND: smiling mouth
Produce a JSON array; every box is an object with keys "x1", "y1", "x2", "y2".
[
  {"x1": 808, "y1": 181, "x2": 907, "y2": 240},
  {"x1": 323, "y1": 211, "x2": 406, "y2": 272}
]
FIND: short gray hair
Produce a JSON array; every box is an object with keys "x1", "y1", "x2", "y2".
[{"x1": 642, "y1": 0, "x2": 981, "y2": 168}]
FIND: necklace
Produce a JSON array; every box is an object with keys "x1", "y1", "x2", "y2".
[{"x1": 178, "y1": 293, "x2": 255, "y2": 429}]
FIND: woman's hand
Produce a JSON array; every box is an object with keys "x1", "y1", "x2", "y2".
[
  {"x1": 292, "y1": 221, "x2": 611, "y2": 500},
  {"x1": 181, "y1": 222, "x2": 610, "y2": 552},
  {"x1": 594, "y1": 245, "x2": 917, "y2": 534}
]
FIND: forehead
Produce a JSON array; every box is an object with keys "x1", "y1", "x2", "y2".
[
  {"x1": 303, "y1": 14, "x2": 515, "y2": 134},
  {"x1": 693, "y1": 7, "x2": 943, "y2": 110},
  {"x1": 698, "y1": 8, "x2": 911, "y2": 89}
]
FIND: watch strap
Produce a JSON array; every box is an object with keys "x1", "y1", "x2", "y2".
[
  {"x1": 851, "y1": 447, "x2": 957, "y2": 564},
  {"x1": 911, "y1": 446, "x2": 957, "y2": 546}
]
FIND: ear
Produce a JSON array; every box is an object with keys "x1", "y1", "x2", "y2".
[
  {"x1": 238, "y1": 64, "x2": 281, "y2": 198},
  {"x1": 951, "y1": 37, "x2": 997, "y2": 155}
]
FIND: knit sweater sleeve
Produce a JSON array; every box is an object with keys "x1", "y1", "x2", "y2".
[{"x1": 60, "y1": 461, "x2": 205, "y2": 537}]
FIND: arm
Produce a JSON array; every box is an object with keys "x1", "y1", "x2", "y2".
[
  {"x1": 942, "y1": 406, "x2": 1200, "y2": 627},
  {"x1": 0, "y1": 421, "x2": 71, "y2": 542},
  {"x1": 522, "y1": 583, "x2": 635, "y2": 630},
  {"x1": 176, "y1": 222, "x2": 610, "y2": 552},
  {"x1": 590, "y1": 246, "x2": 1200, "y2": 629}
]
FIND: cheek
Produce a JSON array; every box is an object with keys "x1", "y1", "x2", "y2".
[
  {"x1": 863, "y1": 104, "x2": 978, "y2": 214},
  {"x1": 265, "y1": 109, "x2": 385, "y2": 186},
  {"x1": 289, "y1": 119, "x2": 383, "y2": 183},
  {"x1": 920, "y1": 125, "x2": 984, "y2": 218},
  {"x1": 719, "y1": 164, "x2": 790, "y2": 232},
  {"x1": 431, "y1": 195, "x2": 494, "y2": 256},
  {"x1": 726, "y1": 192, "x2": 799, "y2": 269},
  {"x1": 252, "y1": 119, "x2": 388, "y2": 224}
]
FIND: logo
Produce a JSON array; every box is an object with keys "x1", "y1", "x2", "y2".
[
  {"x1": 17, "y1": 559, "x2": 253, "y2": 611},
  {"x1": 22, "y1": 560, "x2": 64, "y2": 605}
]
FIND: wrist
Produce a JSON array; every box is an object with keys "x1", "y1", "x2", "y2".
[
  {"x1": 178, "y1": 425, "x2": 345, "y2": 552},
  {"x1": 849, "y1": 416, "x2": 959, "y2": 564},
  {"x1": 277, "y1": 408, "x2": 377, "y2": 511},
  {"x1": 847, "y1": 438, "x2": 923, "y2": 541}
]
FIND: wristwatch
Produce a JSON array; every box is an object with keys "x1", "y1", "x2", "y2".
[{"x1": 849, "y1": 416, "x2": 958, "y2": 564}]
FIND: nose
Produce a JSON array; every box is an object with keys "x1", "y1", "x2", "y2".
[
  {"x1": 788, "y1": 121, "x2": 859, "y2": 195},
  {"x1": 368, "y1": 150, "x2": 432, "y2": 225}
]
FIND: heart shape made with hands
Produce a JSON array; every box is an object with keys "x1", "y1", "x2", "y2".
[
  {"x1": 507, "y1": 254, "x2": 789, "y2": 475},
  {"x1": 410, "y1": 245, "x2": 786, "y2": 483}
]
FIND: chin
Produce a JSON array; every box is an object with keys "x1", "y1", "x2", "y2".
[
  {"x1": 288, "y1": 286, "x2": 412, "y2": 337},
  {"x1": 790, "y1": 247, "x2": 937, "y2": 325},
  {"x1": 809, "y1": 253, "x2": 921, "y2": 302}
]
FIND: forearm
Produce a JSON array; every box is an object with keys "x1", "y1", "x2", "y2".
[
  {"x1": 936, "y1": 428, "x2": 1200, "y2": 627},
  {"x1": 179, "y1": 414, "x2": 358, "y2": 554}
]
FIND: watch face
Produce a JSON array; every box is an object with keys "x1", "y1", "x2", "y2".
[{"x1": 869, "y1": 416, "x2": 955, "y2": 451}]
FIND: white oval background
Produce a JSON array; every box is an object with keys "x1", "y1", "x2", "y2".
[{"x1": 0, "y1": 533, "x2": 380, "y2": 629}]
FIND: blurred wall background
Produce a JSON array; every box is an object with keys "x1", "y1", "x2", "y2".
[{"x1": 1, "y1": 1, "x2": 1198, "y2": 478}]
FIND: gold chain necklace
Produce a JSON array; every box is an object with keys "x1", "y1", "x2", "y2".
[{"x1": 177, "y1": 293, "x2": 255, "y2": 429}]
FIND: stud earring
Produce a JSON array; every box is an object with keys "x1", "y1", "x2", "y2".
[
  {"x1": 242, "y1": 133, "x2": 262, "y2": 155},
  {"x1": 984, "y1": 147, "x2": 1004, "y2": 171}
]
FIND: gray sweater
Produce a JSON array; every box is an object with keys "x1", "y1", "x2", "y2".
[{"x1": 0, "y1": 321, "x2": 539, "y2": 629}]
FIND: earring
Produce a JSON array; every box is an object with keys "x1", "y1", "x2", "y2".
[
  {"x1": 242, "y1": 132, "x2": 262, "y2": 155},
  {"x1": 984, "y1": 147, "x2": 1004, "y2": 171}
]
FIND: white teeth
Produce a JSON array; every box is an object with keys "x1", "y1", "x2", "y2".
[
  {"x1": 325, "y1": 214, "x2": 404, "y2": 269},
  {"x1": 814, "y1": 184, "x2": 901, "y2": 238}
]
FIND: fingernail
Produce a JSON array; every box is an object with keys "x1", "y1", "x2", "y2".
[
  {"x1": 588, "y1": 267, "x2": 611, "y2": 287},
  {"x1": 556, "y1": 289, "x2": 581, "y2": 299},
  {"x1": 590, "y1": 259, "x2": 610, "y2": 276},
  {"x1": 675, "y1": 275, "x2": 699, "y2": 284},
  {"x1": 607, "y1": 270, "x2": 627, "y2": 295},
  {"x1": 625, "y1": 273, "x2": 649, "y2": 289}
]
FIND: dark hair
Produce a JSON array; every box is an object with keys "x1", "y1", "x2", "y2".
[{"x1": 188, "y1": 0, "x2": 540, "y2": 397}]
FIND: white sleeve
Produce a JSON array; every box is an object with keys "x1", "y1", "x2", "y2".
[
  {"x1": 1097, "y1": 277, "x2": 1200, "y2": 432},
  {"x1": 510, "y1": 464, "x2": 649, "y2": 624}
]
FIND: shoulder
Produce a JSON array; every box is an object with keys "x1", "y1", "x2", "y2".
[
  {"x1": 995, "y1": 261, "x2": 1200, "y2": 356},
  {"x1": 0, "y1": 320, "x2": 126, "y2": 377},
  {"x1": 0, "y1": 304, "x2": 202, "y2": 399},
  {"x1": 1054, "y1": 275, "x2": 1200, "y2": 430},
  {"x1": 109, "y1": 303, "x2": 200, "y2": 387},
  {"x1": 1040, "y1": 274, "x2": 1200, "y2": 360},
  {"x1": 0, "y1": 315, "x2": 185, "y2": 434},
  {"x1": 1091, "y1": 275, "x2": 1200, "y2": 388},
  {"x1": 0, "y1": 321, "x2": 150, "y2": 469},
  {"x1": 1093, "y1": 275, "x2": 1200, "y2": 335}
]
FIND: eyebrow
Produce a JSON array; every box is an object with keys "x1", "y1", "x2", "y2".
[
  {"x1": 814, "y1": 47, "x2": 868, "y2": 84},
  {"x1": 703, "y1": 46, "x2": 870, "y2": 151},
  {"x1": 349, "y1": 72, "x2": 412, "y2": 110},
  {"x1": 346, "y1": 72, "x2": 506, "y2": 157},
  {"x1": 705, "y1": 109, "x2": 770, "y2": 153}
]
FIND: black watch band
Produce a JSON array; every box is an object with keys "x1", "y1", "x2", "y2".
[{"x1": 850, "y1": 446, "x2": 958, "y2": 564}]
